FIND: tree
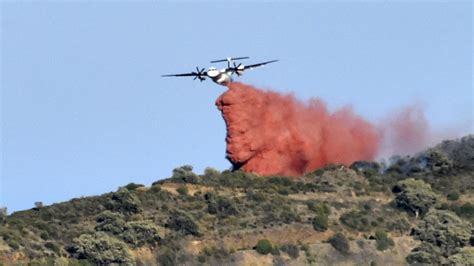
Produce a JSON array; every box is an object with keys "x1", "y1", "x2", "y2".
[
  {"x1": 393, "y1": 178, "x2": 440, "y2": 217},
  {"x1": 171, "y1": 165, "x2": 199, "y2": 184},
  {"x1": 123, "y1": 183, "x2": 144, "y2": 191},
  {"x1": 34, "y1": 201, "x2": 44, "y2": 209},
  {"x1": 95, "y1": 210, "x2": 126, "y2": 235},
  {"x1": 207, "y1": 196, "x2": 239, "y2": 218},
  {"x1": 410, "y1": 209, "x2": 471, "y2": 257},
  {"x1": 328, "y1": 232, "x2": 350, "y2": 255},
  {"x1": 203, "y1": 167, "x2": 221, "y2": 179},
  {"x1": 105, "y1": 188, "x2": 140, "y2": 215},
  {"x1": 95, "y1": 211, "x2": 162, "y2": 248},
  {"x1": 67, "y1": 232, "x2": 133, "y2": 265},
  {"x1": 120, "y1": 221, "x2": 162, "y2": 247},
  {"x1": 166, "y1": 210, "x2": 200, "y2": 236},
  {"x1": 406, "y1": 243, "x2": 446, "y2": 264},
  {"x1": 0, "y1": 207, "x2": 7, "y2": 223}
]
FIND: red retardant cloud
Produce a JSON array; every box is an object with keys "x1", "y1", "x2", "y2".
[{"x1": 216, "y1": 82, "x2": 381, "y2": 176}]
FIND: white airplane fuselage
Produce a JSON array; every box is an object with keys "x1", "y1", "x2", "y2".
[{"x1": 207, "y1": 67, "x2": 234, "y2": 86}]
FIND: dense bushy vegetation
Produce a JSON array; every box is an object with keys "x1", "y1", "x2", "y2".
[
  {"x1": 67, "y1": 232, "x2": 133, "y2": 264},
  {"x1": 0, "y1": 135, "x2": 472, "y2": 265},
  {"x1": 392, "y1": 178, "x2": 440, "y2": 217},
  {"x1": 447, "y1": 247, "x2": 474, "y2": 265},
  {"x1": 165, "y1": 210, "x2": 200, "y2": 236},
  {"x1": 408, "y1": 209, "x2": 471, "y2": 261}
]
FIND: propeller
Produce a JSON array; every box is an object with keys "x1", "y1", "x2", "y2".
[
  {"x1": 232, "y1": 62, "x2": 245, "y2": 76},
  {"x1": 192, "y1": 66, "x2": 206, "y2": 81}
]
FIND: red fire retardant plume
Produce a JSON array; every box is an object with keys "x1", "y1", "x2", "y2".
[{"x1": 216, "y1": 82, "x2": 381, "y2": 176}]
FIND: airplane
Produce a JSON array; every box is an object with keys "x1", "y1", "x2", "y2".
[{"x1": 162, "y1": 57, "x2": 278, "y2": 86}]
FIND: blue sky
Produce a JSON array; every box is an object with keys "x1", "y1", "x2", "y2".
[{"x1": 1, "y1": 2, "x2": 472, "y2": 213}]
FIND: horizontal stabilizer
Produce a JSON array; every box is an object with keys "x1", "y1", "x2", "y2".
[{"x1": 210, "y1": 57, "x2": 249, "y2": 63}]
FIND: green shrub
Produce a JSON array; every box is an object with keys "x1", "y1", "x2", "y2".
[
  {"x1": 200, "y1": 246, "x2": 231, "y2": 259},
  {"x1": 393, "y1": 179, "x2": 440, "y2": 217},
  {"x1": 459, "y1": 202, "x2": 474, "y2": 217},
  {"x1": 166, "y1": 210, "x2": 200, "y2": 236},
  {"x1": 386, "y1": 218, "x2": 411, "y2": 233},
  {"x1": 447, "y1": 247, "x2": 474, "y2": 265},
  {"x1": 279, "y1": 209, "x2": 301, "y2": 224},
  {"x1": 203, "y1": 167, "x2": 221, "y2": 179},
  {"x1": 270, "y1": 245, "x2": 280, "y2": 256},
  {"x1": 406, "y1": 243, "x2": 446, "y2": 264},
  {"x1": 67, "y1": 232, "x2": 133, "y2": 264},
  {"x1": 268, "y1": 176, "x2": 294, "y2": 187},
  {"x1": 350, "y1": 161, "x2": 381, "y2": 177},
  {"x1": 44, "y1": 241, "x2": 60, "y2": 254},
  {"x1": 26, "y1": 258, "x2": 59, "y2": 266},
  {"x1": 8, "y1": 241, "x2": 19, "y2": 250},
  {"x1": 328, "y1": 232, "x2": 350, "y2": 255},
  {"x1": 312, "y1": 214, "x2": 328, "y2": 232},
  {"x1": 105, "y1": 188, "x2": 141, "y2": 215},
  {"x1": 255, "y1": 239, "x2": 273, "y2": 255},
  {"x1": 150, "y1": 184, "x2": 162, "y2": 193},
  {"x1": 449, "y1": 202, "x2": 474, "y2": 222},
  {"x1": 340, "y1": 210, "x2": 373, "y2": 231},
  {"x1": 94, "y1": 210, "x2": 126, "y2": 235},
  {"x1": 124, "y1": 183, "x2": 144, "y2": 191},
  {"x1": 307, "y1": 201, "x2": 331, "y2": 215},
  {"x1": 207, "y1": 196, "x2": 239, "y2": 218},
  {"x1": 280, "y1": 244, "x2": 299, "y2": 258},
  {"x1": 40, "y1": 232, "x2": 49, "y2": 240},
  {"x1": 308, "y1": 201, "x2": 330, "y2": 232},
  {"x1": 446, "y1": 191, "x2": 460, "y2": 201},
  {"x1": 277, "y1": 188, "x2": 290, "y2": 196},
  {"x1": 157, "y1": 247, "x2": 176, "y2": 266},
  {"x1": 171, "y1": 165, "x2": 199, "y2": 184},
  {"x1": 176, "y1": 186, "x2": 188, "y2": 196},
  {"x1": 0, "y1": 207, "x2": 7, "y2": 223},
  {"x1": 374, "y1": 229, "x2": 394, "y2": 251},
  {"x1": 121, "y1": 221, "x2": 162, "y2": 247},
  {"x1": 246, "y1": 190, "x2": 266, "y2": 202},
  {"x1": 34, "y1": 202, "x2": 44, "y2": 209}
]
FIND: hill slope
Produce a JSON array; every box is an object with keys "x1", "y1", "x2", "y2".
[{"x1": 1, "y1": 135, "x2": 473, "y2": 265}]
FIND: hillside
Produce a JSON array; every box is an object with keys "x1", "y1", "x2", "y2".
[{"x1": 0, "y1": 135, "x2": 473, "y2": 265}]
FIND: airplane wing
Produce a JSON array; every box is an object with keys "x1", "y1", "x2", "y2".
[
  {"x1": 162, "y1": 66, "x2": 208, "y2": 81},
  {"x1": 243, "y1": 60, "x2": 279, "y2": 70},
  {"x1": 161, "y1": 72, "x2": 205, "y2": 77}
]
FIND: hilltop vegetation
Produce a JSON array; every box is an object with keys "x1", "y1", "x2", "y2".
[{"x1": 0, "y1": 135, "x2": 473, "y2": 265}]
